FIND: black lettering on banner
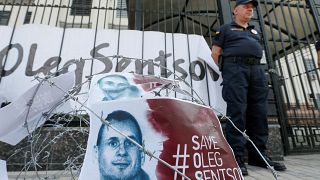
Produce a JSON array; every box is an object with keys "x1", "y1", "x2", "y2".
[
  {"x1": 116, "y1": 57, "x2": 131, "y2": 72},
  {"x1": 26, "y1": 43, "x2": 42, "y2": 76},
  {"x1": 0, "y1": 43, "x2": 23, "y2": 76},
  {"x1": 135, "y1": 59, "x2": 155, "y2": 75},
  {"x1": 60, "y1": 59, "x2": 85, "y2": 93},
  {"x1": 154, "y1": 50, "x2": 172, "y2": 78},
  {"x1": 173, "y1": 58, "x2": 188, "y2": 80},
  {"x1": 190, "y1": 60, "x2": 205, "y2": 81},
  {"x1": 26, "y1": 43, "x2": 60, "y2": 76},
  {"x1": 0, "y1": 41, "x2": 220, "y2": 96},
  {"x1": 90, "y1": 43, "x2": 113, "y2": 73},
  {"x1": 197, "y1": 57, "x2": 219, "y2": 81},
  {"x1": 42, "y1": 56, "x2": 60, "y2": 75}
]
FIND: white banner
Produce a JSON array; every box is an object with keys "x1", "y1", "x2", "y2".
[
  {"x1": 0, "y1": 160, "x2": 8, "y2": 180},
  {"x1": 0, "y1": 25, "x2": 225, "y2": 113}
]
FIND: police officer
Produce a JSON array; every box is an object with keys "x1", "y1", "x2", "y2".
[{"x1": 211, "y1": 0, "x2": 286, "y2": 176}]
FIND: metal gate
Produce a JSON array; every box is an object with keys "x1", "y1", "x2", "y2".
[
  {"x1": 2, "y1": 0, "x2": 320, "y2": 155},
  {"x1": 256, "y1": 0, "x2": 320, "y2": 153}
]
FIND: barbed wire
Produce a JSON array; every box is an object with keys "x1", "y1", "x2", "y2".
[{"x1": 2, "y1": 55, "x2": 278, "y2": 180}]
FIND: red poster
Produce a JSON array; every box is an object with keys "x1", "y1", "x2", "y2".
[{"x1": 80, "y1": 98, "x2": 242, "y2": 180}]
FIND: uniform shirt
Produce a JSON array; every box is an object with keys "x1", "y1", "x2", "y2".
[
  {"x1": 212, "y1": 21, "x2": 263, "y2": 59},
  {"x1": 316, "y1": 41, "x2": 320, "y2": 51}
]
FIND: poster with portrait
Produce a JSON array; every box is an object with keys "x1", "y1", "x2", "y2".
[
  {"x1": 87, "y1": 73, "x2": 181, "y2": 105},
  {"x1": 0, "y1": 160, "x2": 8, "y2": 180},
  {"x1": 79, "y1": 98, "x2": 243, "y2": 180}
]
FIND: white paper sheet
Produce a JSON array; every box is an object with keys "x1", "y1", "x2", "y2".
[
  {"x1": 0, "y1": 160, "x2": 8, "y2": 180},
  {"x1": 0, "y1": 71, "x2": 75, "y2": 145}
]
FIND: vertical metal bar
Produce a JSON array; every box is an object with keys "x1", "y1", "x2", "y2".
[
  {"x1": 267, "y1": 1, "x2": 292, "y2": 110},
  {"x1": 307, "y1": 0, "x2": 320, "y2": 32},
  {"x1": 196, "y1": 0, "x2": 203, "y2": 36},
  {"x1": 79, "y1": 0, "x2": 84, "y2": 27},
  {"x1": 0, "y1": 0, "x2": 24, "y2": 83},
  {"x1": 31, "y1": 0, "x2": 40, "y2": 23},
  {"x1": 216, "y1": 0, "x2": 232, "y2": 24},
  {"x1": 268, "y1": 1, "x2": 290, "y2": 112},
  {"x1": 23, "y1": 0, "x2": 32, "y2": 25},
  {"x1": 296, "y1": 0, "x2": 317, "y2": 149},
  {"x1": 90, "y1": 0, "x2": 101, "y2": 76},
  {"x1": 264, "y1": 0, "x2": 291, "y2": 153},
  {"x1": 87, "y1": 0, "x2": 92, "y2": 28},
  {"x1": 279, "y1": 1, "x2": 306, "y2": 152},
  {"x1": 163, "y1": 0, "x2": 167, "y2": 78},
  {"x1": 55, "y1": 0, "x2": 62, "y2": 27},
  {"x1": 56, "y1": 0, "x2": 72, "y2": 71},
  {"x1": 303, "y1": 3, "x2": 320, "y2": 83},
  {"x1": 157, "y1": 0, "x2": 159, "y2": 31},
  {"x1": 111, "y1": 0, "x2": 115, "y2": 29},
  {"x1": 279, "y1": 2, "x2": 304, "y2": 109},
  {"x1": 103, "y1": 0, "x2": 109, "y2": 29},
  {"x1": 176, "y1": 0, "x2": 182, "y2": 33},
  {"x1": 170, "y1": 0, "x2": 176, "y2": 97},
  {"x1": 148, "y1": 0, "x2": 153, "y2": 31},
  {"x1": 182, "y1": 0, "x2": 194, "y2": 101},
  {"x1": 256, "y1": 0, "x2": 290, "y2": 154},
  {"x1": 188, "y1": 0, "x2": 195, "y2": 34},
  {"x1": 207, "y1": 0, "x2": 217, "y2": 45},
  {"x1": 115, "y1": 0, "x2": 123, "y2": 65},
  {"x1": 135, "y1": 0, "x2": 142, "y2": 30},
  {"x1": 71, "y1": 0, "x2": 76, "y2": 28},
  {"x1": 40, "y1": 0, "x2": 48, "y2": 24},
  {"x1": 203, "y1": 0, "x2": 218, "y2": 106},
  {"x1": 141, "y1": 0, "x2": 145, "y2": 73},
  {"x1": 297, "y1": 0, "x2": 319, "y2": 111},
  {"x1": 287, "y1": 3, "x2": 311, "y2": 108},
  {"x1": 302, "y1": 3, "x2": 320, "y2": 117},
  {"x1": 47, "y1": 0, "x2": 55, "y2": 25}
]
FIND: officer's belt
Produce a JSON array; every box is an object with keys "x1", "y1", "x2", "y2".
[{"x1": 223, "y1": 56, "x2": 261, "y2": 65}]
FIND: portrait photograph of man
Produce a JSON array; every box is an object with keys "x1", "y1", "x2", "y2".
[
  {"x1": 97, "y1": 74, "x2": 141, "y2": 101},
  {"x1": 79, "y1": 100, "x2": 163, "y2": 180},
  {"x1": 94, "y1": 110, "x2": 150, "y2": 180}
]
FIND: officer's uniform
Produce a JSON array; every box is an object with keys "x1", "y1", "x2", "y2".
[{"x1": 213, "y1": 21, "x2": 269, "y2": 159}]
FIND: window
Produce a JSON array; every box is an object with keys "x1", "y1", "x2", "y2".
[
  {"x1": 116, "y1": 0, "x2": 127, "y2": 18},
  {"x1": 24, "y1": 11, "x2": 32, "y2": 24},
  {"x1": 70, "y1": 0, "x2": 92, "y2": 16},
  {"x1": 0, "y1": 11, "x2": 10, "y2": 25}
]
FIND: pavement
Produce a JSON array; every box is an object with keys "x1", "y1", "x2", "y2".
[
  {"x1": 245, "y1": 154, "x2": 320, "y2": 180},
  {"x1": 6, "y1": 154, "x2": 320, "y2": 180}
]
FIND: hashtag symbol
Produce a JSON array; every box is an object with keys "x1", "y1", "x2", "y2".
[{"x1": 172, "y1": 144, "x2": 190, "y2": 180}]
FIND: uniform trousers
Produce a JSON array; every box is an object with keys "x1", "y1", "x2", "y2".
[{"x1": 221, "y1": 58, "x2": 269, "y2": 158}]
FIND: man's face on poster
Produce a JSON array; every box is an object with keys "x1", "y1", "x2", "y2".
[
  {"x1": 97, "y1": 119, "x2": 144, "y2": 179},
  {"x1": 98, "y1": 75, "x2": 131, "y2": 100}
]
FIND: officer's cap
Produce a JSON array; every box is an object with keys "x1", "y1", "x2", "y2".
[{"x1": 235, "y1": 0, "x2": 258, "y2": 7}]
